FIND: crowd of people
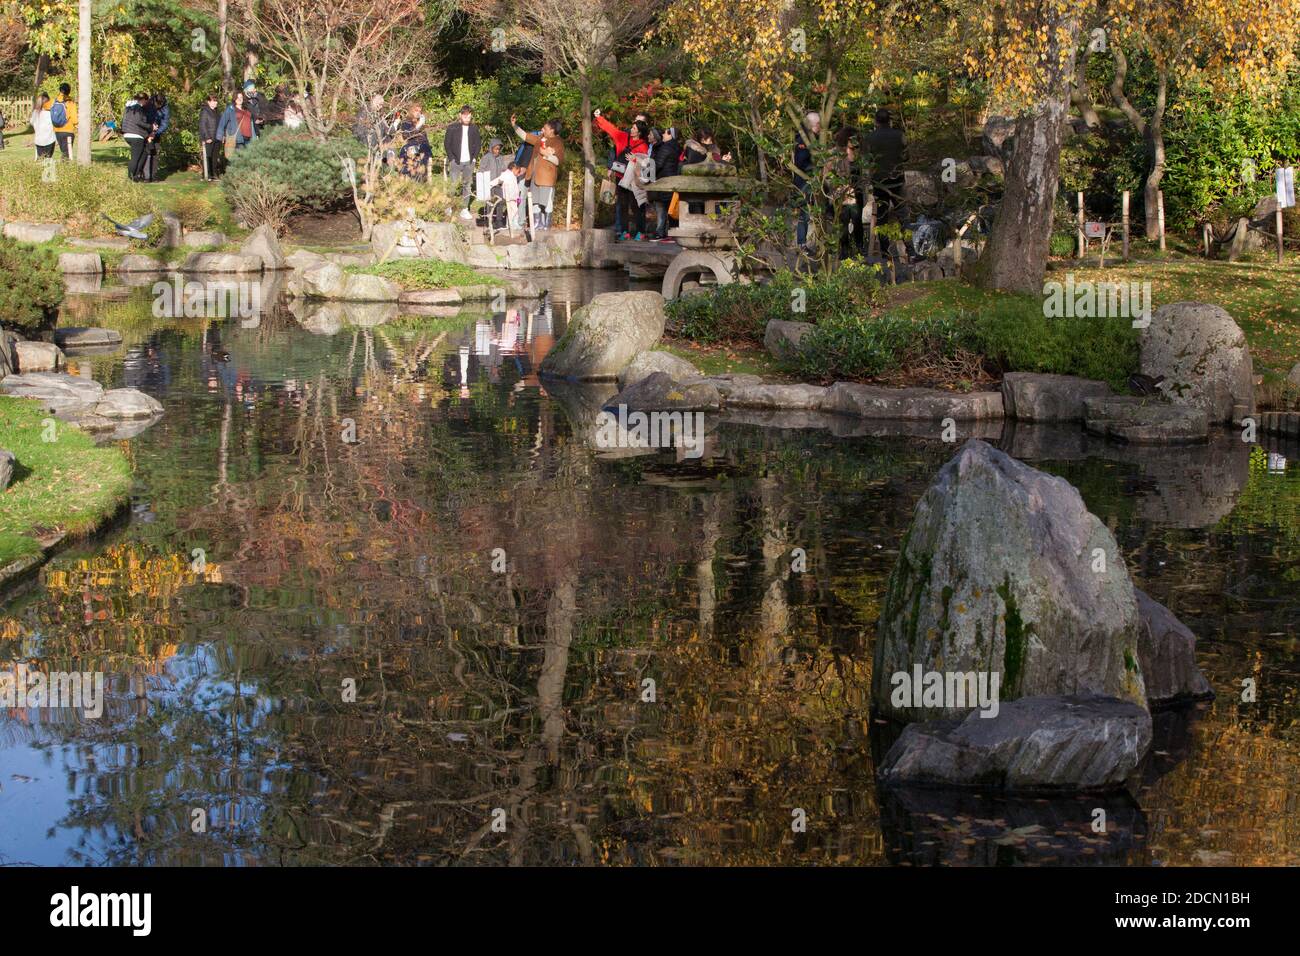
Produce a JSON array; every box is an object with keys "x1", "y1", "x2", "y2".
[{"x1": 18, "y1": 76, "x2": 904, "y2": 252}]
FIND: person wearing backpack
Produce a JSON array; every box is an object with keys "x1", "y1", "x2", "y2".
[
  {"x1": 52, "y1": 83, "x2": 77, "y2": 159},
  {"x1": 30, "y1": 93, "x2": 56, "y2": 160}
]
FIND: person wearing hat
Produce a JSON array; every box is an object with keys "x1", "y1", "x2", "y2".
[
  {"x1": 479, "y1": 138, "x2": 511, "y2": 227},
  {"x1": 444, "y1": 105, "x2": 481, "y2": 219},
  {"x1": 242, "y1": 80, "x2": 266, "y2": 136}
]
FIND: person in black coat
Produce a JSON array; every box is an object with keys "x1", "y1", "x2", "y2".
[
  {"x1": 443, "y1": 106, "x2": 482, "y2": 218},
  {"x1": 650, "y1": 127, "x2": 681, "y2": 240},
  {"x1": 198, "y1": 91, "x2": 222, "y2": 180}
]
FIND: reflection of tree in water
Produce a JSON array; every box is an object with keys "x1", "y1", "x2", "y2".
[{"x1": 10, "y1": 296, "x2": 1300, "y2": 865}]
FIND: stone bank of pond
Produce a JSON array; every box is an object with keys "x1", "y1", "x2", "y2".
[{"x1": 1, "y1": 273, "x2": 1299, "y2": 866}]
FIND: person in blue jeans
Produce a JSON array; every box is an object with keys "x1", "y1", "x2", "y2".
[{"x1": 793, "y1": 111, "x2": 821, "y2": 250}]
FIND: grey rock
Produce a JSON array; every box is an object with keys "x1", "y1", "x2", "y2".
[
  {"x1": 967, "y1": 155, "x2": 1004, "y2": 179},
  {"x1": 902, "y1": 170, "x2": 940, "y2": 207},
  {"x1": 1140, "y1": 302, "x2": 1254, "y2": 423},
  {"x1": 14, "y1": 341, "x2": 64, "y2": 372},
  {"x1": 541, "y1": 291, "x2": 667, "y2": 381},
  {"x1": 1084, "y1": 395, "x2": 1209, "y2": 444},
  {"x1": 94, "y1": 388, "x2": 164, "y2": 419},
  {"x1": 878, "y1": 695, "x2": 1152, "y2": 792},
  {"x1": 1287, "y1": 362, "x2": 1300, "y2": 390},
  {"x1": 182, "y1": 230, "x2": 228, "y2": 248},
  {"x1": 764, "y1": 319, "x2": 814, "y2": 363},
  {"x1": 1134, "y1": 589, "x2": 1214, "y2": 707},
  {"x1": 618, "y1": 350, "x2": 703, "y2": 388},
  {"x1": 0, "y1": 371, "x2": 104, "y2": 414},
  {"x1": 605, "y1": 371, "x2": 721, "y2": 413},
  {"x1": 0, "y1": 331, "x2": 16, "y2": 378},
  {"x1": 52, "y1": 327, "x2": 123, "y2": 350},
  {"x1": 240, "y1": 225, "x2": 287, "y2": 271},
  {"x1": 722, "y1": 382, "x2": 828, "y2": 410},
  {"x1": 299, "y1": 263, "x2": 346, "y2": 298},
  {"x1": 871, "y1": 439, "x2": 1147, "y2": 723},
  {"x1": 399, "y1": 288, "x2": 462, "y2": 306},
  {"x1": 820, "y1": 382, "x2": 1003, "y2": 421},
  {"x1": 3, "y1": 221, "x2": 64, "y2": 243},
  {"x1": 117, "y1": 254, "x2": 166, "y2": 273},
  {"x1": 182, "y1": 252, "x2": 262, "y2": 274},
  {"x1": 57, "y1": 252, "x2": 103, "y2": 275},
  {"x1": 1001, "y1": 372, "x2": 1112, "y2": 422},
  {"x1": 160, "y1": 214, "x2": 183, "y2": 248},
  {"x1": 285, "y1": 248, "x2": 328, "y2": 272},
  {"x1": 0, "y1": 449, "x2": 13, "y2": 491},
  {"x1": 339, "y1": 273, "x2": 401, "y2": 302}
]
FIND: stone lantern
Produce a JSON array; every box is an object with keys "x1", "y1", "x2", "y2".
[{"x1": 651, "y1": 161, "x2": 753, "y2": 299}]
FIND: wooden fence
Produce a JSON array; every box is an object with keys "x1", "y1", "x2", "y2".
[{"x1": 0, "y1": 97, "x2": 35, "y2": 131}]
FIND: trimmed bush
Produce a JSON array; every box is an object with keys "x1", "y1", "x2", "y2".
[
  {"x1": 223, "y1": 128, "x2": 365, "y2": 213},
  {"x1": 0, "y1": 238, "x2": 64, "y2": 335}
]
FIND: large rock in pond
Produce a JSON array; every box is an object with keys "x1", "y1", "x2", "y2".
[
  {"x1": 821, "y1": 382, "x2": 1003, "y2": 421},
  {"x1": 118, "y1": 254, "x2": 165, "y2": 274},
  {"x1": 240, "y1": 225, "x2": 287, "y2": 271},
  {"x1": 338, "y1": 273, "x2": 401, "y2": 302},
  {"x1": 1084, "y1": 395, "x2": 1209, "y2": 444},
  {"x1": 1135, "y1": 589, "x2": 1213, "y2": 707},
  {"x1": 764, "y1": 320, "x2": 813, "y2": 364},
  {"x1": 604, "y1": 371, "x2": 721, "y2": 413},
  {"x1": 618, "y1": 350, "x2": 703, "y2": 388},
  {"x1": 58, "y1": 252, "x2": 103, "y2": 275},
  {"x1": 52, "y1": 327, "x2": 123, "y2": 350},
  {"x1": 1140, "y1": 302, "x2": 1254, "y2": 423},
  {"x1": 0, "y1": 372, "x2": 104, "y2": 414},
  {"x1": 95, "y1": 388, "x2": 163, "y2": 420},
  {"x1": 871, "y1": 439, "x2": 1147, "y2": 724},
  {"x1": 14, "y1": 341, "x2": 64, "y2": 372},
  {"x1": 299, "y1": 262, "x2": 346, "y2": 298},
  {"x1": 877, "y1": 695, "x2": 1152, "y2": 792},
  {"x1": 1001, "y1": 372, "x2": 1111, "y2": 423},
  {"x1": 540, "y1": 291, "x2": 666, "y2": 381}
]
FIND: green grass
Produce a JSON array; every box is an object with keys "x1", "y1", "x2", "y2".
[
  {"x1": 349, "y1": 258, "x2": 499, "y2": 291},
  {"x1": 661, "y1": 340, "x2": 789, "y2": 379},
  {"x1": 0, "y1": 135, "x2": 238, "y2": 238},
  {"x1": 0, "y1": 396, "x2": 133, "y2": 565}
]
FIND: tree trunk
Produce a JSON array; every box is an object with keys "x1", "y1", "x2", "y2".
[
  {"x1": 581, "y1": 84, "x2": 596, "y2": 231},
  {"x1": 1142, "y1": 68, "x2": 1168, "y2": 241},
  {"x1": 75, "y1": 0, "x2": 91, "y2": 165},
  {"x1": 976, "y1": 94, "x2": 1072, "y2": 293},
  {"x1": 218, "y1": 0, "x2": 232, "y2": 94},
  {"x1": 1071, "y1": 49, "x2": 1101, "y2": 129},
  {"x1": 34, "y1": 53, "x2": 49, "y2": 94}
]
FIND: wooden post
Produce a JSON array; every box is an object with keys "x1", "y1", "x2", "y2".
[
  {"x1": 866, "y1": 196, "x2": 879, "y2": 257},
  {"x1": 1278, "y1": 206, "x2": 1286, "y2": 265},
  {"x1": 566, "y1": 171, "x2": 573, "y2": 230},
  {"x1": 526, "y1": 190, "x2": 535, "y2": 237},
  {"x1": 1157, "y1": 190, "x2": 1166, "y2": 251},
  {"x1": 1121, "y1": 191, "x2": 1130, "y2": 261},
  {"x1": 1077, "y1": 192, "x2": 1085, "y2": 258}
]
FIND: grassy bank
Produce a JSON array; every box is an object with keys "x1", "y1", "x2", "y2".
[
  {"x1": 350, "y1": 258, "x2": 500, "y2": 290},
  {"x1": 0, "y1": 397, "x2": 133, "y2": 565}
]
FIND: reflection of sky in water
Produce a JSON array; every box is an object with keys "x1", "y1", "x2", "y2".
[{"x1": 3, "y1": 273, "x2": 1300, "y2": 866}]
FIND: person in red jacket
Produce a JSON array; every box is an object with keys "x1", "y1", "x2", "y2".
[{"x1": 595, "y1": 109, "x2": 650, "y2": 241}]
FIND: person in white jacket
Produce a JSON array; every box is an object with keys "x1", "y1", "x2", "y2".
[
  {"x1": 30, "y1": 93, "x2": 56, "y2": 159},
  {"x1": 490, "y1": 164, "x2": 525, "y2": 231}
]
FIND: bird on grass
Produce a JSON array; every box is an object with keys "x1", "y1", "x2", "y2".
[{"x1": 102, "y1": 212, "x2": 155, "y2": 240}]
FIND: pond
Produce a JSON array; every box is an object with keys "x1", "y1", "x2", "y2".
[{"x1": 1, "y1": 270, "x2": 1299, "y2": 866}]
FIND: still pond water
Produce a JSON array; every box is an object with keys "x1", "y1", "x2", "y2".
[{"x1": 2, "y1": 269, "x2": 1299, "y2": 866}]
